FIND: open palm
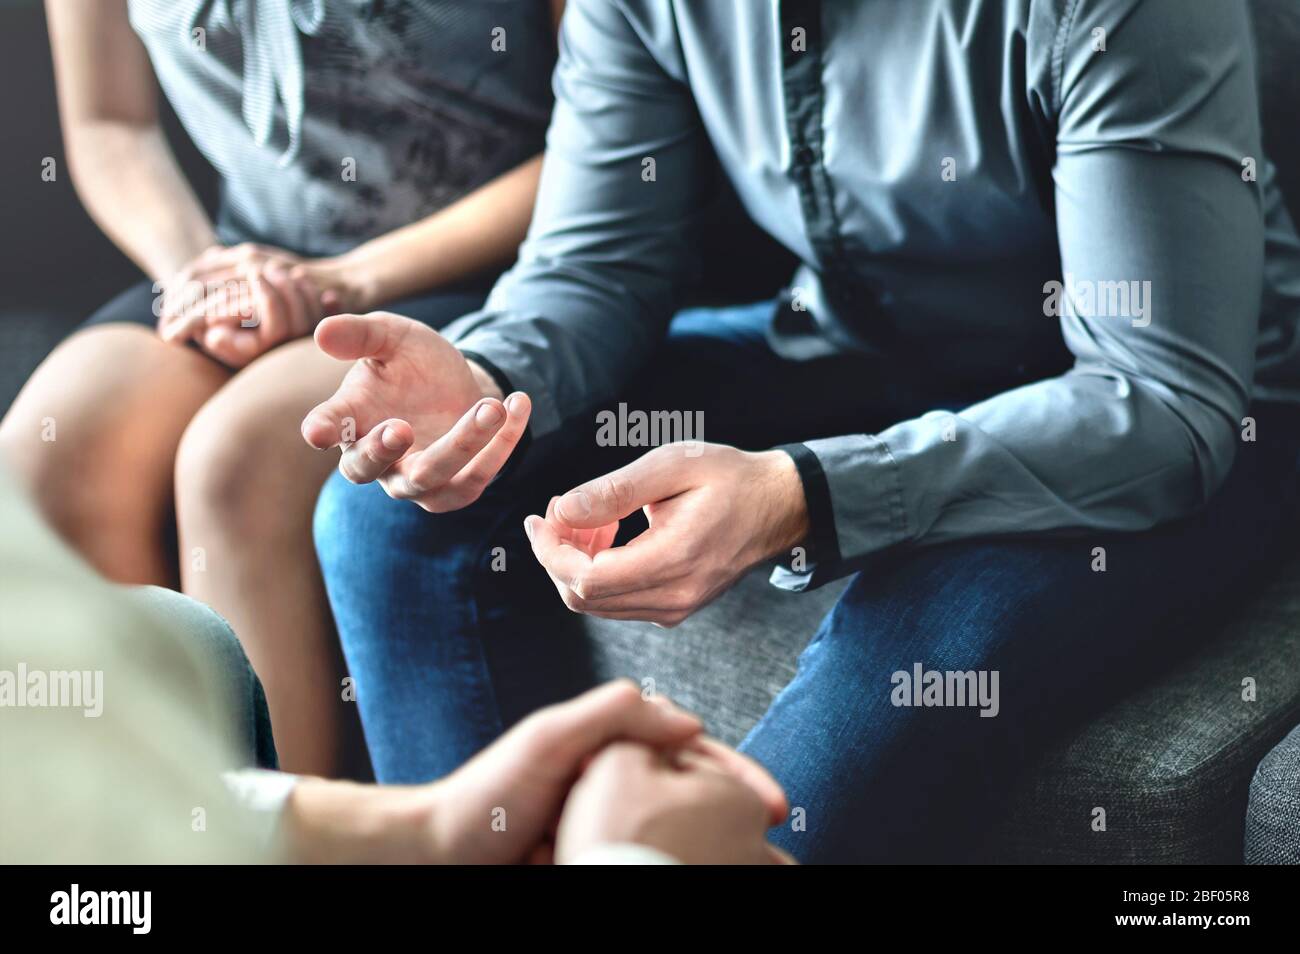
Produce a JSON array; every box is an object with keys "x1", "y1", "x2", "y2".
[{"x1": 302, "y1": 312, "x2": 531, "y2": 512}]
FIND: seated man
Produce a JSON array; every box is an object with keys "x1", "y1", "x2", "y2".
[
  {"x1": 305, "y1": 0, "x2": 1300, "y2": 862},
  {"x1": 0, "y1": 466, "x2": 788, "y2": 865}
]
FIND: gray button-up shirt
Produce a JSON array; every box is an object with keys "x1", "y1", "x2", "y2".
[{"x1": 445, "y1": 0, "x2": 1300, "y2": 586}]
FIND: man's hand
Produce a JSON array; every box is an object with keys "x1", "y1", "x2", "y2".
[
  {"x1": 556, "y1": 740, "x2": 791, "y2": 865},
  {"x1": 524, "y1": 443, "x2": 810, "y2": 627},
  {"x1": 301, "y1": 312, "x2": 531, "y2": 512}
]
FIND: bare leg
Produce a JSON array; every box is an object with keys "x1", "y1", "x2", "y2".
[
  {"x1": 174, "y1": 337, "x2": 367, "y2": 778},
  {"x1": 0, "y1": 324, "x2": 229, "y2": 585}
]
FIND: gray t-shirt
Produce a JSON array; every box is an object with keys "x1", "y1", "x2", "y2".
[{"x1": 128, "y1": 0, "x2": 555, "y2": 256}]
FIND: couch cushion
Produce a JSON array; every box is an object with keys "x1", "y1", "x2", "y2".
[
  {"x1": 0, "y1": 310, "x2": 82, "y2": 417},
  {"x1": 1246, "y1": 722, "x2": 1300, "y2": 864},
  {"x1": 582, "y1": 551, "x2": 1300, "y2": 862},
  {"x1": 582, "y1": 570, "x2": 846, "y2": 747}
]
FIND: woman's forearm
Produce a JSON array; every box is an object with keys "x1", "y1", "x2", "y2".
[
  {"x1": 65, "y1": 121, "x2": 218, "y2": 282},
  {"x1": 325, "y1": 154, "x2": 545, "y2": 310}
]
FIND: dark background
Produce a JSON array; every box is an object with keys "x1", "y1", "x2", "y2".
[{"x1": 2, "y1": 0, "x2": 1298, "y2": 414}]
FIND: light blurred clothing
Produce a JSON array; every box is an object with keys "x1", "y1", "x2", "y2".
[{"x1": 0, "y1": 466, "x2": 279, "y2": 863}]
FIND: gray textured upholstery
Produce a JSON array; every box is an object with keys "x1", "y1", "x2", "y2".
[
  {"x1": 1247, "y1": 724, "x2": 1300, "y2": 864},
  {"x1": 583, "y1": 572, "x2": 846, "y2": 748}
]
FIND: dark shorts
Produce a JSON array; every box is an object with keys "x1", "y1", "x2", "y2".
[{"x1": 79, "y1": 279, "x2": 496, "y2": 337}]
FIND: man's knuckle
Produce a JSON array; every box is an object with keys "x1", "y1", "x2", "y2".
[
  {"x1": 570, "y1": 573, "x2": 600, "y2": 601},
  {"x1": 597, "y1": 473, "x2": 635, "y2": 513}
]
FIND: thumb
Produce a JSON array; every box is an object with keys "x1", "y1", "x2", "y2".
[
  {"x1": 314, "y1": 311, "x2": 414, "y2": 363},
  {"x1": 553, "y1": 449, "x2": 687, "y2": 529}
]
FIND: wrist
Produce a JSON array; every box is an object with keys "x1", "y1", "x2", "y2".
[
  {"x1": 317, "y1": 250, "x2": 385, "y2": 313},
  {"x1": 466, "y1": 358, "x2": 506, "y2": 401},
  {"x1": 282, "y1": 779, "x2": 446, "y2": 864},
  {"x1": 754, "y1": 449, "x2": 810, "y2": 559}
]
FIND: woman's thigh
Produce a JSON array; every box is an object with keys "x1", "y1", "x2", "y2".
[
  {"x1": 174, "y1": 336, "x2": 348, "y2": 528},
  {"x1": 0, "y1": 321, "x2": 229, "y2": 580}
]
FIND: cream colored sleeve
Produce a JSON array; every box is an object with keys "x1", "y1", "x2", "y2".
[{"x1": 0, "y1": 467, "x2": 275, "y2": 864}]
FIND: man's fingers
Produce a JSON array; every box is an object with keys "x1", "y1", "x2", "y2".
[
  {"x1": 522, "y1": 681, "x2": 702, "y2": 771},
  {"x1": 301, "y1": 393, "x2": 363, "y2": 449},
  {"x1": 338, "y1": 419, "x2": 414, "y2": 484},
  {"x1": 553, "y1": 448, "x2": 689, "y2": 530},
  {"x1": 544, "y1": 494, "x2": 617, "y2": 556},
  {"x1": 524, "y1": 513, "x2": 594, "y2": 591},
  {"x1": 314, "y1": 312, "x2": 414, "y2": 363},
  {"x1": 550, "y1": 525, "x2": 683, "y2": 603},
  {"x1": 389, "y1": 398, "x2": 507, "y2": 498},
  {"x1": 438, "y1": 392, "x2": 531, "y2": 504}
]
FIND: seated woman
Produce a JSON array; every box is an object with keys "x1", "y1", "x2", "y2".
[{"x1": 0, "y1": 0, "x2": 564, "y2": 776}]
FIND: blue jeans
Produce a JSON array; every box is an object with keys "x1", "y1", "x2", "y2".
[{"x1": 314, "y1": 302, "x2": 1300, "y2": 862}]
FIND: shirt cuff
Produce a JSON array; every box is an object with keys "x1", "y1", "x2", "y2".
[
  {"x1": 221, "y1": 769, "x2": 303, "y2": 847},
  {"x1": 774, "y1": 442, "x2": 840, "y2": 566},
  {"x1": 449, "y1": 331, "x2": 563, "y2": 441},
  {"x1": 769, "y1": 434, "x2": 910, "y2": 590}
]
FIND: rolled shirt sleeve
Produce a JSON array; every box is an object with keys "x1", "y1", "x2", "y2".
[
  {"x1": 779, "y1": 0, "x2": 1265, "y2": 587},
  {"x1": 441, "y1": 0, "x2": 709, "y2": 462}
]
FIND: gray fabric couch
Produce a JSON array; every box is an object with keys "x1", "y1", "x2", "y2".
[
  {"x1": 1247, "y1": 724, "x2": 1300, "y2": 864},
  {"x1": 2, "y1": 0, "x2": 1297, "y2": 864}
]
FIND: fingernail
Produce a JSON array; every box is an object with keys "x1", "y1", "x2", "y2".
[
  {"x1": 523, "y1": 517, "x2": 536, "y2": 542},
  {"x1": 476, "y1": 402, "x2": 502, "y2": 428},
  {"x1": 505, "y1": 392, "x2": 524, "y2": 413},
  {"x1": 381, "y1": 426, "x2": 404, "y2": 450},
  {"x1": 557, "y1": 491, "x2": 591, "y2": 520}
]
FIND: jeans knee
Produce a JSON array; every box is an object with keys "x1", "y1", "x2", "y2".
[{"x1": 314, "y1": 472, "x2": 392, "y2": 578}]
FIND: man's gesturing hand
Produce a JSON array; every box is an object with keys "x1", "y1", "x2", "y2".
[
  {"x1": 524, "y1": 443, "x2": 810, "y2": 627},
  {"x1": 301, "y1": 312, "x2": 531, "y2": 512}
]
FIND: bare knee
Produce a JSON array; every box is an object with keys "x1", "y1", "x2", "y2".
[
  {"x1": 175, "y1": 345, "x2": 342, "y2": 541},
  {"x1": 1, "y1": 326, "x2": 223, "y2": 513},
  {"x1": 0, "y1": 325, "x2": 227, "y2": 578}
]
